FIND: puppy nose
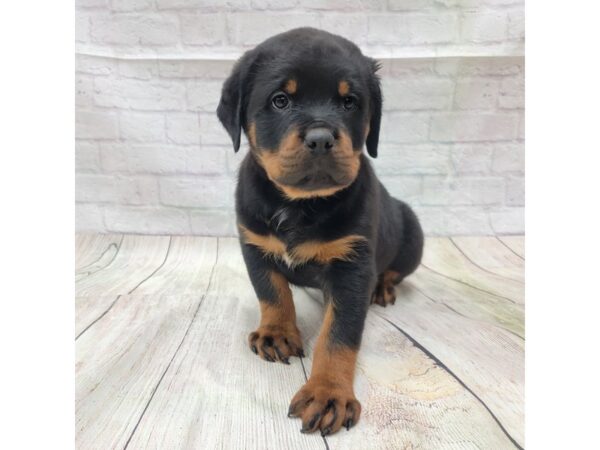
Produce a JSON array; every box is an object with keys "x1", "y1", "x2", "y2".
[{"x1": 304, "y1": 128, "x2": 335, "y2": 155}]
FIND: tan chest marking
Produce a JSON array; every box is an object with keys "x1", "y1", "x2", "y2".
[{"x1": 239, "y1": 225, "x2": 366, "y2": 266}]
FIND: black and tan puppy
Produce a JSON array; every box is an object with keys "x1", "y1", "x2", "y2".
[{"x1": 217, "y1": 28, "x2": 424, "y2": 436}]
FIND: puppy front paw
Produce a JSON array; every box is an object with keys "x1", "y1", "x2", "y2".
[
  {"x1": 288, "y1": 376, "x2": 361, "y2": 435},
  {"x1": 248, "y1": 324, "x2": 304, "y2": 364}
]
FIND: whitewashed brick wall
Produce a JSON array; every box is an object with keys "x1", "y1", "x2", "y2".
[{"x1": 76, "y1": 0, "x2": 524, "y2": 236}]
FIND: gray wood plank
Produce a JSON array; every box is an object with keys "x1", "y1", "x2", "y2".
[
  {"x1": 75, "y1": 235, "x2": 170, "y2": 297},
  {"x1": 497, "y1": 236, "x2": 525, "y2": 259},
  {"x1": 75, "y1": 233, "x2": 122, "y2": 272},
  {"x1": 422, "y1": 238, "x2": 524, "y2": 304},
  {"x1": 125, "y1": 238, "x2": 324, "y2": 450},
  {"x1": 75, "y1": 239, "x2": 218, "y2": 449},
  {"x1": 300, "y1": 289, "x2": 520, "y2": 450}
]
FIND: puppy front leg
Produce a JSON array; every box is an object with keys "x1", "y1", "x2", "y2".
[
  {"x1": 241, "y1": 242, "x2": 304, "y2": 364},
  {"x1": 288, "y1": 258, "x2": 374, "y2": 435}
]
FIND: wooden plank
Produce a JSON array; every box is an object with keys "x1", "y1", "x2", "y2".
[
  {"x1": 411, "y1": 268, "x2": 524, "y2": 339},
  {"x1": 126, "y1": 238, "x2": 323, "y2": 450},
  {"x1": 75, "y1": 237, "x2": 216, "y2": 338},
  {"x1": 75, "y1": 235, "x2": 170, "y2": 297},
  {"x1": 75, "y1": 233, "x2": 122, "y2": 272},
  {"x1": 451, "y1": 237, "x2": 524, "y2": 282},
  {"x1": 371, "y1": 278, "x2": 525, "y2": 447},
  {"x1": 422, "y1": 238, "x2": 524, "y2": 304},
  {"x1": 300, "y1": 290, "x2": 520, "y2": 449},
  {"x1": 129, "y1": 239, "x2": 517, "y2": 449},
  {"x1": 497, "y1": 236, "x2": 525, "y2": 259},
  {"x1": 75, "y1": 238, "x2": 218, "y2": 449}
]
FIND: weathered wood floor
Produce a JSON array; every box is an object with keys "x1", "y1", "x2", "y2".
[{"x1": 75, "y1": 234, "x2": 525, "y2": 450}]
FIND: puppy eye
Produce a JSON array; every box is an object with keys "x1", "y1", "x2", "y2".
[
  {"x1": 343, "y1": 96, "x2": 357, "y2": 111},
  {"x1": 272, "y1": 93, "x2": 290, "y2": 110}
]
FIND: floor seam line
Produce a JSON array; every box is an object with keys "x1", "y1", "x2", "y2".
[
  {"x1": 449, "y1": 237, "x2": 523, "y2": 283},
  {"x1": 376, "y1": 313, "x2": 524, "y2": 450},
  {"x1": 122, "y1": 237, "x2": 220, "y2": 450},
  {"x1": 495, "y1": 236, "x2": 525, "y2": 260},
  {"x1": 76, "y1": 235, "x2": 124, "y2": 279},
  {"x1": 420, "y1": 263, "x2": 518, "y2": 304}
]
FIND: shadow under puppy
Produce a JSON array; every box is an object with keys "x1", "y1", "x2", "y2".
[{"x1": 217, "y1": 27, "x2": 424, "y2": 436}]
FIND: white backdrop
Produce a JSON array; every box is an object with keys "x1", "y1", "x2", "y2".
[{"x1": 75, "y1": 0, "x2": 524, "y2": 236}]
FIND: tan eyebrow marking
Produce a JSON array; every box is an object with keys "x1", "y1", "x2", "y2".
[
  {"x1": 338, "y1": 80, "x2": 350, "y2": 96},
  {"x1": 284, "y1": 79, "x2": 297, "y2": 94}
]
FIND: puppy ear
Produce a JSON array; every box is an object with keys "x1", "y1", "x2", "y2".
[
  {"x1": 217, "y1": 51, "x2": 256, "y2": 152},
  {"x1": 366, "y1": 59, "x2": 382, "y2": 158}
]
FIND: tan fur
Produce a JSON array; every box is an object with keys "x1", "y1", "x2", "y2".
[
  {"x1": 338, "y1": 80, "x2": 350, "y2": 96},
  {"x1": 239, "y1": 225, "x2": 286, "y2": 258},
  {"x1": 284, "y1": 79, "x2": 297, "y2": 94},
  {"x1": 290, "y1": 235, "x2": 366, "y2": 264}
]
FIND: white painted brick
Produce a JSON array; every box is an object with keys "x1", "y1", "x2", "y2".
[
  {"x1": 368, "y1": 13, "x2": 459, "y2": 45},
  {"x1": 166, "y1": 113, "x2": 201, "y2": 144},
  {"x1": 76, "y1": 13, "x2": 91, "y2": 43},
  {"x1": 76, "y1": 0, "x2": 106, "y2": 8},
  {"x1": 379, "y1": 176, "x2": 423, "y2": 204},
  {"x1": 492, "y1": 143, "x2": 524, "y2": 173},
  {"x1": 430, "y1": 112, "x2": 519, "y2": 142},
  {"x1": 119, "y1": 111, "x2": 165, "y2": 142},
  {"x1": 460, "y1": 11, "x2": 508, "y2": 44},
  {"x1": 156, "y1": 0, "x2": 250, "y2": 10},
  {"x1": 319, "y1": 14, "x2": 368, "y2": 45},
  {"x1": 250, "y1": 0, "x2": 297, "y2": 10},
  {"x1": 422, "y1": 176, "x2": 505, "y2": 205},
  {"x1": 76, "y1": 203, "x2": 105, "y2": 233},
  {"x1": 388, "y1": 59, "x2": 436, "y2": 76},
  {"x1": 91, "y1": 14, "x2": 179, "y2": 46},
  {"x1": 105, "y1": 205, "x2": 191, "y2": 234},
  {"x1": 499, "y1": 76, "x2": 524, "y2": 109},
  {"x1": 450, "y1": 145, "x2": 493, "y2": 174},
  {"x1": 189, "y1": 209, "x2": 236, "y2": 235},
  {"x1": 117, "y1": 60, "x2": 159, "y2": 80},
  {"x1": 228, "y1": 13, "x2": 320, "y2": 46},
  {"x1": 76, "y1": 110, "x2": 119, "y2": 139},
  {"x1": 382, "y1": 78, "x2": 453, "y2": 110},
  {"x1": 160, "y1": 176, "x2": 233, "y2": 207},
  {"x1": 187, "y1": 80, "x2": 222, "y2": 112},
  {"x1": 446, "y1": 57, "x2": 523, "y2": 77},
  {"x1": 454, "y1": 78, "x2": 499, "y2": 109},
  {"x1": 76, "y1": 141, "x2": 102, "y2": 172},
  {"x1": 76, "y1": 174, "x2": 159, "y2": 205},
  {"x1": 159, "y1": 60, "x2": 232, "y2": 79},
  {"x1": 76, "y1": 75, "x2": 94, "y2": 107},
  {"x1": 199, "y1": 112, "x2": 232, "y2": 145},
  {"x1": 181, "y1": 13, "x2": 227, "y2": 45},
  {"x1": 76, "y1": 174, "x2": 119, "y2": 202},
  {"x1": 94, "y1": 77, "x2": 185, "y2": 110},
  {"x1": 303, "y1": 0, "x2": 385, "y2": 10},
  {"x1": 506, "y1": 176, "x2": 524, "y2": 206},
  {"x1": 414, "y1": 206, "x2": 493, "y2": 235},
  {"x1": 76, "y1": 54, "x2": 116, "y2": 76},
  {"x1": 110, "y1": 0, "x2": 153, "y2": 12},
  {"x1": 489, "y1": 207, "x2": 524, "y2": 234},
  {"x1": 517, "y1": 112, "x2": 525, "y2": 139},
  {"x1": 381, "y1": 112, "x2": 430, "y2": 144},
  {"x1": 100, "y1": 143, "x2": 227, "y2": 175},
  {"x1": 373, "y1": 145, "x2": 450, "y2": 175},
  {"x1": 388, "y1": 0, "x2": 438, "y2": 11},
  {"x1": 508, "y1": 8, "x2": 525, "y2": 40}
]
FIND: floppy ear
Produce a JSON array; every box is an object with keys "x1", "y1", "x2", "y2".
[
  {"x1": 217, "y1": 51, "x2": 256, "y2": 152},
  {"x1": 366, "y1": 59, "x2": 382, "y2": 158}
]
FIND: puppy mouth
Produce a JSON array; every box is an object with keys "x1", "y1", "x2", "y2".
[{"x1": 276, "y1": 169, "x2": 351, "y2": 191}]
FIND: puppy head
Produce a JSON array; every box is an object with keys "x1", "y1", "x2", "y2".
[{"x1": 217, "y1": 28, "x2": 382, "y2": 200}]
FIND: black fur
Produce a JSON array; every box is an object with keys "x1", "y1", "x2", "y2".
[{"x1": 217, "y1": 28, "x2": 424, "y2": 351}]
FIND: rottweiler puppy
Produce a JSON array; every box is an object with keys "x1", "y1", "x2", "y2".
[{"x1": 217, "y1": 28, "x2": 424, "y2": 436}]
